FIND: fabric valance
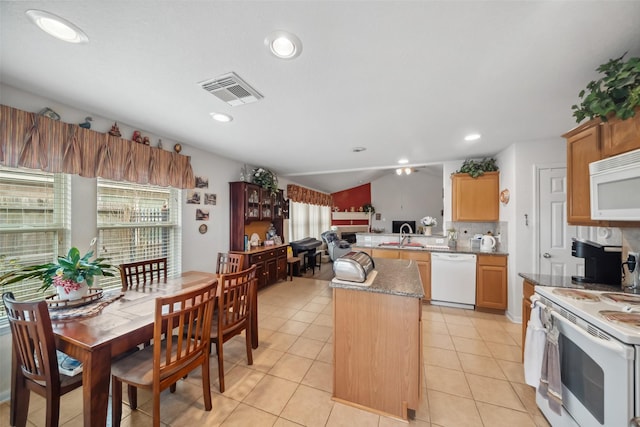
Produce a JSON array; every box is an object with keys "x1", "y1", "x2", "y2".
[
  {"x1": 287, "y1": 184, "x2": 332, "y2": 206},
  {"x1": 0, "y1": 105, "x2": 195, "y2": 189}
]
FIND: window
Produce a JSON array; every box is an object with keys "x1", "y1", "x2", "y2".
[
  {"x1": 288, "y1": 201, "x2": 331, "y2": 241},
  {"x1": 96, "y1": 179, "x2": 181, "y2": 289},
  {"x1": 0, "y1": 166, "x2": 70, "y2": 326}
]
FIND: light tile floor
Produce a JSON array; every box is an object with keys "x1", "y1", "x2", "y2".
[{"x1": 0, "y1": 276, "x2": 551, "y2": 426}]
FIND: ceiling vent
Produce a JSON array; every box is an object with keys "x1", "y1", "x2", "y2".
[{"x1": 198, "y1": 72, "x2": 263, "y2": 106}]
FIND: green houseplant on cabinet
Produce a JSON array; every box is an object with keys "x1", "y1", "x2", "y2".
[
  {"x1": 571, "y1": 53, "x2": 640, "y2": 123},
  {"x1": 455, "y1": 158, "x2": 499, "y2": 178},
  {"x1": 0, "y1": 238, "x2": 116, "y2": 300}
]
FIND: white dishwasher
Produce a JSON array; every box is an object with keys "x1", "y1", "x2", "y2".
[{"x1": 431, "y1": 253, "x2": 477, "y2": 309}]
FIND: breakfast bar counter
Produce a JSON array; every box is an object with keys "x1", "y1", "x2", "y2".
[{"x1": 330, "y1": 258, "x2": 423, "y2": 420}]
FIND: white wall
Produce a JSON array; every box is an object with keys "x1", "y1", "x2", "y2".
[
  {"x1": 497, "y1": 139, "x2": 567, "y2": 321},
  {"x1": 370, "y1": 170, "x2": 444, "y2": 234}
]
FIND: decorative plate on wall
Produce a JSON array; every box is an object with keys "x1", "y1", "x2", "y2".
[
  {"x1": 499, "y1": 189, "x2": 510, "y2": 205},
  {"x1": 199, "y1": 224, "x2": 208, "y2": 234}
]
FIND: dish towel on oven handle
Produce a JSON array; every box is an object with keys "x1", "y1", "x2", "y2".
[
  {"x1": 539, "y1": 313, "x2": 562, "y2": 415},
  {"x1": 524, "y1": 295, "x2": 546, "y2": 387}
]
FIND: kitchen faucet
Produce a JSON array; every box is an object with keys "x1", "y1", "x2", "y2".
[{"x1": 399, "y1": 223, "x2": 413, "y2": 247}]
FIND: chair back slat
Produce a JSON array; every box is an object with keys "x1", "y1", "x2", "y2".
[
  {"x1": 153, "y1": 281, "x2": 216, "y2": 389},
  {"x1": 2, "y1": 292, "x2": 58, "y2": 384},
  {"x1": 216, "y1": 253, "x2": 244, "y2": 275},
  {"x1": 217, "y1": 265, "x2": 256, "y2": 334},
  {"x1": 119, "y1": 257, "x2": 167, "y2": 291}
]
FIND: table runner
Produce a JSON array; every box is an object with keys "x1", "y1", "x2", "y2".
[{"x1": 49, "y1": 291, "x2": 124, "y2": 320}]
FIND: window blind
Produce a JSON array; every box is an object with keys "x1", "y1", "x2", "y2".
[
  {"x1": 96, "y1": 179, "x2": 182, "y2": 289},
  {"x1": 0, "y1": 167, "x2": 70, "y2": 326}
]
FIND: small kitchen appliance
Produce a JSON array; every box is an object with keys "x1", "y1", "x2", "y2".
[
  {"x1": 332, "y1": 251, "x2": 375, "y2": 283},
  {"x1": 480, "y1": 234, "x2": 496, "y2": 252},
  {"x1": 571, "y1": 239, "x2": 622, "y2": 285}
]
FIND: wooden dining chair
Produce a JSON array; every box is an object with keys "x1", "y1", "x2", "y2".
[
  {"x1": 215, "y1": 252, "x2": 245, "y2": 275},
  {"x1": 110, "y1": 281, "x2": 217, "y2": 427},
  {"x1": 211, "y1": 264, "x2": 257, "y2": 392},
  {"x1": 2, "y1": 292, "x2": 83, "y2": 427},
  {"x1": 119, "y1": 257, "x2": 167, "y2": 291}
]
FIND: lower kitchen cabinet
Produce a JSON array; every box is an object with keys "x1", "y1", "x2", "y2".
[
  {"x1": 371, "y1": 248, "x2": 399, "y2": 259},
  {"x1": 476, "y1": 254, "x2": 508, "y2": 310},
  {"x1": 521, "y1": 279, "x2": 535, "y2": 361},
  {"x1": 400, "y1": 251, "x2": 431, "y2": 301}
]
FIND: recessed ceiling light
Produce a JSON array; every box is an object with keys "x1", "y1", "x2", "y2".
[
  {"x1": 25, "y1": 10, "x2": 89, "y2": 43},
  {"x1": 464, "y1": 133, "x2": 481, "y2": 142},
  {"x1": 398, "y1": 159, "x2": 409, "y2": 164},
  {"x1": 210, "y1": 112, "x2": 233, "y2": 123},
  {"x1": 352, "y1": 147, "x2": 366, "y2": 152},
  {"x1": 265, "y1": 30, "x2": 302, "y2": 59}
]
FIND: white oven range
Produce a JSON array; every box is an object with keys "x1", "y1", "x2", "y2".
[{"x1": 534, "y1": 286, "x2": 640, "y2": 427}]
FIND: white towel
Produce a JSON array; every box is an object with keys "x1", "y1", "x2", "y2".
[
  {"x1": 524, "y1": 296, "x2": 546, "y2": 387},
  {"x1": 539, "y1": 317, "x2": 562, "y2": 415}
]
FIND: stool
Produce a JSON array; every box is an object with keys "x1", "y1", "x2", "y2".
[
  {"x1": 287, "y1": 257, "x2": 301, "y2": 281},
  {"x1": 304, "y1": 251, "x2": 322, "y2": 275}
]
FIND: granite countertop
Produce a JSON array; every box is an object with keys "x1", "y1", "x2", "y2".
[
  {"x1": 353, "y1": 244, "x2": 508, "y2": 256},
  {"x1": 518, "y1": 272, "x2": 623, "y2": 292},
  {"x1": 329, "y1": 258, "x2": 424, "y2": 299}
]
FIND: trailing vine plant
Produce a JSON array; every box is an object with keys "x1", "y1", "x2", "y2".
[{"x1": 455, "y1": 158, "x2": 498, "y2": 178}]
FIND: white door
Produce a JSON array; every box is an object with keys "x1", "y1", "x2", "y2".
[{"x1": 538, "y1": 167, "x2": 583, "y2": 278}]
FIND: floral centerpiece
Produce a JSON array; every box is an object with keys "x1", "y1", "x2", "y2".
[
  {"x1": 420, "y1": 216, "x2": 437, "y2": 235},
  {"x1": 0, "y1": 238, "x2": 116, "y2": 300},
  {"x1": 251, "y1": 167, "x2": 279, "y2": 195}
]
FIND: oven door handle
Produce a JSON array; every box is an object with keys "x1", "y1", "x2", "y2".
[{"x1": 550, "y1": 311, "x2": 634, "y2": 360}]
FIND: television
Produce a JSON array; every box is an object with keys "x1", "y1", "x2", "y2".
[{"x1": 392, "y1": 220, "x2": 416, "y2": 234}]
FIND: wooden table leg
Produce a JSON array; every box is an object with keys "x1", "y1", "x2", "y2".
[
  {"x1": 251, "y1": 284, "x2": 259, "y2": 349},
  {"x1": 81, "y1": 345, "x2": 112, "y2": 427},
  {"x1": 11, "y1": 348, "x2": 29, "y2": 427}
]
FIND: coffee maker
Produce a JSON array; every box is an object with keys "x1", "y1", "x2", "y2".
[{"x1": 571, "y1": 239, "x2": 622, "y2": 286}]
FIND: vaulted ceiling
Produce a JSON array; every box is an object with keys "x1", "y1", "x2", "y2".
[{"x1": 2, "y1": 1, "x2": 639, "y2": 192}]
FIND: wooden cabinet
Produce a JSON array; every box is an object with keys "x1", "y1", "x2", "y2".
[
  {"x1": 229, "y1": 182, "x2": 284, "y2": 253},
  {"x1": 371, "y1": 248, "x2": 399, "y2": 259},
  {"x1": 451, "y1": 172, "x2": 499, "y2": 221},
  {"x1": 602, "y1": 109, "x2": 640, "y2": 157},
  {"x1": 400, "y1": 251, "x2": 431, "y2": 301},
  {"x1": 564, "y1": 120, "x2": 605, "y2": 226},
  {"x1": 476, "y1": 254, "x2": 508, "y2": 310},
  {"x1": 243, "y1": 246, "x2": 287, "y2": 289},
  {"x1": 521, "y1": 279, "x2": 535, "y2": 360},
  {"x1": 333, "y1": 286, "x2": 422, "y2": 420}
]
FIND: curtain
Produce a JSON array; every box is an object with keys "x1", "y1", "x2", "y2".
[
  {"x1": 287, "y1": 184, "x2": 332, "y2": 206},
  {"x1": 0, "y1": 105, "x2": 195, "y2": 189},
  {"x1": 288, "y1": 201, "x2": 331, "y2": 242}
]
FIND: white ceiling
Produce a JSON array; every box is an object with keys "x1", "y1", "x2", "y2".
[{"x1": 2, "y1": 1, "x2": 639, "y2": 193}]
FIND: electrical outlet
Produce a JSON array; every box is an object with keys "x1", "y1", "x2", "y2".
[{"x1": 435, "y1": 238, "x2": 444, "y2": 244}]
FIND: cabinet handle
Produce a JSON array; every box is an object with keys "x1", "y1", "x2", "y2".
[{"x1": 542, "y1": 253, "x2": 551, "y2": 258}]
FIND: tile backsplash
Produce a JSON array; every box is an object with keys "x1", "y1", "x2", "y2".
[{"x1": 446, "y1": 221, "x2": 508, "y2": 252}]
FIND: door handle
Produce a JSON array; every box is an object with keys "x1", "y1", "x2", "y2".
[{"x1": 542, "y1": 253, "x2": 551, "y2": 258}]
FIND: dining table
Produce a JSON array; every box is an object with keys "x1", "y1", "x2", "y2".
[{"x1": 10, "y1": 270, "x2": 259, "y2": 427}]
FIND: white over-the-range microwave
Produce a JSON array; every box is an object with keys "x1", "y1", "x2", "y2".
[{"x1": 590, "y1": 147, "x2": 640, "y2": 220}]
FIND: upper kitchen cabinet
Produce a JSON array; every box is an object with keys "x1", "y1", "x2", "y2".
[
  {"x1": 564, "y1": 120, "x2": 605, "y2": 226},
  {"x1": 602, "y1": 109, "x2": 640, "y2": 157},
  {"x1": 451, "y1": 172, "x2": 499, "y2": 222}
]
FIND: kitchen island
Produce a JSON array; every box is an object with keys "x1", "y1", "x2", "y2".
[{"x1": 330, "y1": 258, "x2": 424, "y2": 421}]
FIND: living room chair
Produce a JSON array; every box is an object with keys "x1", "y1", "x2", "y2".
[
  {"x1": 216, "y1": 252, "x2": 245, "y2": 275},
  {"x1": 110, "y1": 281, "x2": 217, "y2": 427},
  {"x1": 3, "y1": 292, "x2": 83, "y2": 427},
  {"x1": 119, "y1": 257, "x2": 167, "y2": 291},
  {"x1": 211, "y1": 264, "x2": 257, "y2": 392}
]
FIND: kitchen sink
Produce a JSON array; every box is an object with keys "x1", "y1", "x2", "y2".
[{"x1": 378, "y1": 242, "x2": 425, "y2": 249}]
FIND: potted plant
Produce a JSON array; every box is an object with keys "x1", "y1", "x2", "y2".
[
  {"x1": 420, "y1": 216, "x2": 438, "y2": 235},
  {"x1": 455, "y1": 158, "x2": 499, "y2": 178},
  {"x1": 571, "y1": 52, "x2": 640, "y2": 123},
  {"x1": 362, "y1": 203, "x2": 375, "y2": 214},
  {"x1": 0, "y1": 238, "x2": 116, "y2": 300},
  {"x1": 251, "y1": 167, "x2": 279, "y2": 195}
]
